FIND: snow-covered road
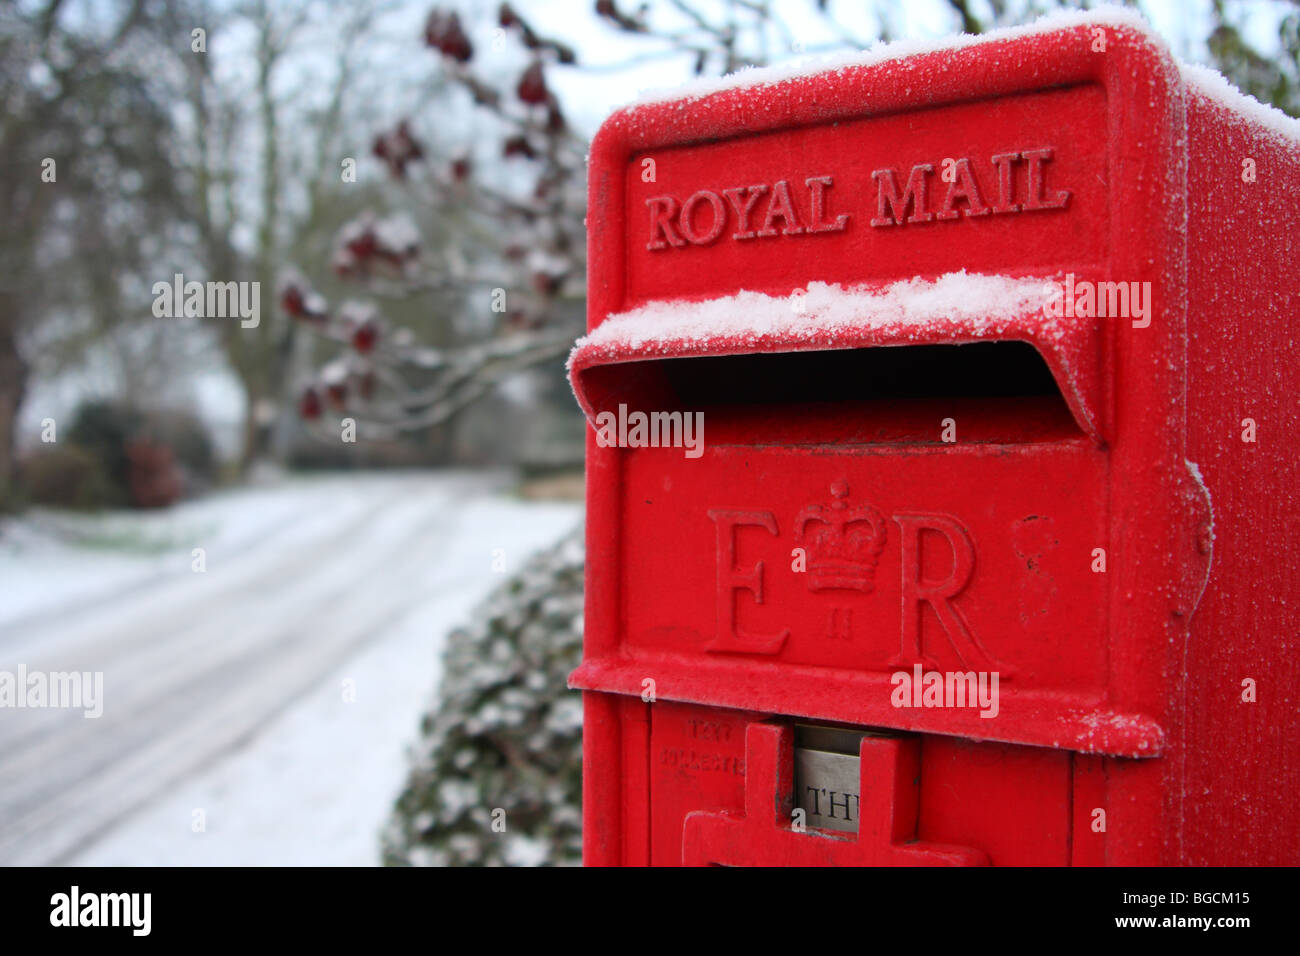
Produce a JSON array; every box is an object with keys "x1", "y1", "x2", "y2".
[{"x1": 0, "y1": 472, "x2": 580, "y2": 865}]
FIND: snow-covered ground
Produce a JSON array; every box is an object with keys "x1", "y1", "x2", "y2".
[{"x1": 0, "y1": 471, "x2": 581, "y2": 865}]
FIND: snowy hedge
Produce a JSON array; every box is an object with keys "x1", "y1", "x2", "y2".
[{"x1": 382, "y1": 528, "x2": 584, "y2": 866}]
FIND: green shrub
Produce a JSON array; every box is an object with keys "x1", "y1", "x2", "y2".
[
  {"x1": 143, "y1": 409, "x2": 217, "y2": 491},
  {"x1": 20, "y1": 444, "x2": 120, "y2": 510},
  {"x1": 47, "y1": 400, "x2": 215, "y2": 507},
  {"x1": 66, "y1": 400, "x2": 140, "y2": 502},
  {"x1": 383, "y1": 528, "x2": 585, "y2": 866}
]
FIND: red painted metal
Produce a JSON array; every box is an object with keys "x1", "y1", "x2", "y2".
[
  {"x1": 569, "y1": 16, "x2": 1300, "y2": 865},
  {"x1": 682, "y1": 724, "x2": 989, "y2": 866}
]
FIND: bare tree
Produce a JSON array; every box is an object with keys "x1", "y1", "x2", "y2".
[
  {"x1": 289, "y1": 1, "x2": 870, "y2": 440},
  {"x1": 0, "y1": 0, "x2": 191, "y2": 508},
  {"x1": 175, "y1": 0, "x2": 402, "y2": 470}
]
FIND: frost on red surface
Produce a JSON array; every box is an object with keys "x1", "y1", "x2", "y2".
[
  {"x1": 569, "y1": 4, "x2": 1300, "y2": 865},
  {"x1": 571, "y1": 272, "x2": 1058, "y2": 355},
  {"x1": 621, "y1": 5, "x2": 1300, "y2": 150},
  {"x1": 569, "y1": 272, "x2": 1105, "y2": 441}
]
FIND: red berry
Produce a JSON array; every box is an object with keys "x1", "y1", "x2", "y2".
[
  {"x1": 498, "y1": 3, "x2": 518, "y2": 28},
  {"x1": 503, "y1": 135, "x2": 536, "y2": 159},
  {"x1": 546, "y1": 101, "x2": 566, "y2": 133},
  {"x1": 532, "y1": 270, "x2": 564, "y2": 295},
  {"x1": 346, "y1": 229, "x2": 377, "y2": 260},
  {"x1": 352, "y1": 320, "x2": 379, "y2": 354},
  {"x1": 424, "y1": 10, "x2": 473, "y2": 62},
  {"x1": 517, "y1": 62, "x2": 548, "y2": 105},
  {"x1": 325, "y1": 382, "x2": 348, "y2": 410},
  {"x1": 395, "y1": 121, "x2": 423, "y2": 160},
  {"x1": 372, "y1": 121, "x2": 424, "y2": 178},
  {"x1": 299, "y1": 387, "x2": 323, "y2": 420},
  {"x1": 281, "y1": 285, "x2": 305, "y2": 317}
]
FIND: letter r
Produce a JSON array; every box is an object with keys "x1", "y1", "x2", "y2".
[
  {"x1": 892, "y1": 513, "x2": 1005, "y2": 673},
  {"x1": 646, "y1": 196, "x2": 685, "y2": 250}
]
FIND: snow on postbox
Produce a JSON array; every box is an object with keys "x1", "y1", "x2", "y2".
[{"x1": 568, "y1": 11, "x2": 1300, "y2": 866}]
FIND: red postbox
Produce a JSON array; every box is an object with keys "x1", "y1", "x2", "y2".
[{"x1": 568, "y1": 10, "x2": 1300, "y2": 866}]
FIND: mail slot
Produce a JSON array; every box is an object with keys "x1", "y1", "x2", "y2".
[
  {"x1": 793, "y1": 724, "x2": 875, "y2": 834},
  {"x1": 568, "y1": 14, "x2": 1300, "y2": 866}
]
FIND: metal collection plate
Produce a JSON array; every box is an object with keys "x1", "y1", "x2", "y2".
[
  {"x1": 794, "y1": 748, "x2": 861, "y2": 833},
  {"x1": 792, "y1": 724, "x2": 892, "y2": 834}
]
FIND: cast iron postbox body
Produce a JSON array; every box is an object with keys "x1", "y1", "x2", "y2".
[{"x1": 568, "y1": 14, "x2": 1300, "y2": 866}]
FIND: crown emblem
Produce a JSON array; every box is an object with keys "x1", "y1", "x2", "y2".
[{"x1": 795, "y1": 480, "x2": 887, "y2": 592}]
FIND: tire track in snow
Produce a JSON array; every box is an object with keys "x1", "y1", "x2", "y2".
[
  {"x1": 0, "y1": 472, "x2": 505, "y2": 864},
  {"x1": 0, "y1": 478, "x2": 363, "y2": 638}
]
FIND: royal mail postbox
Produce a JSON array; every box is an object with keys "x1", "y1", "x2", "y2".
[{"x1": 568, "y1": 12, "x2": 1300, "y2": 866}]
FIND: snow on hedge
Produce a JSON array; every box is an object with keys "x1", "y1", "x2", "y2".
[{"x1": 383, "y1": 528, "x2": 585, "y2": 867}]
